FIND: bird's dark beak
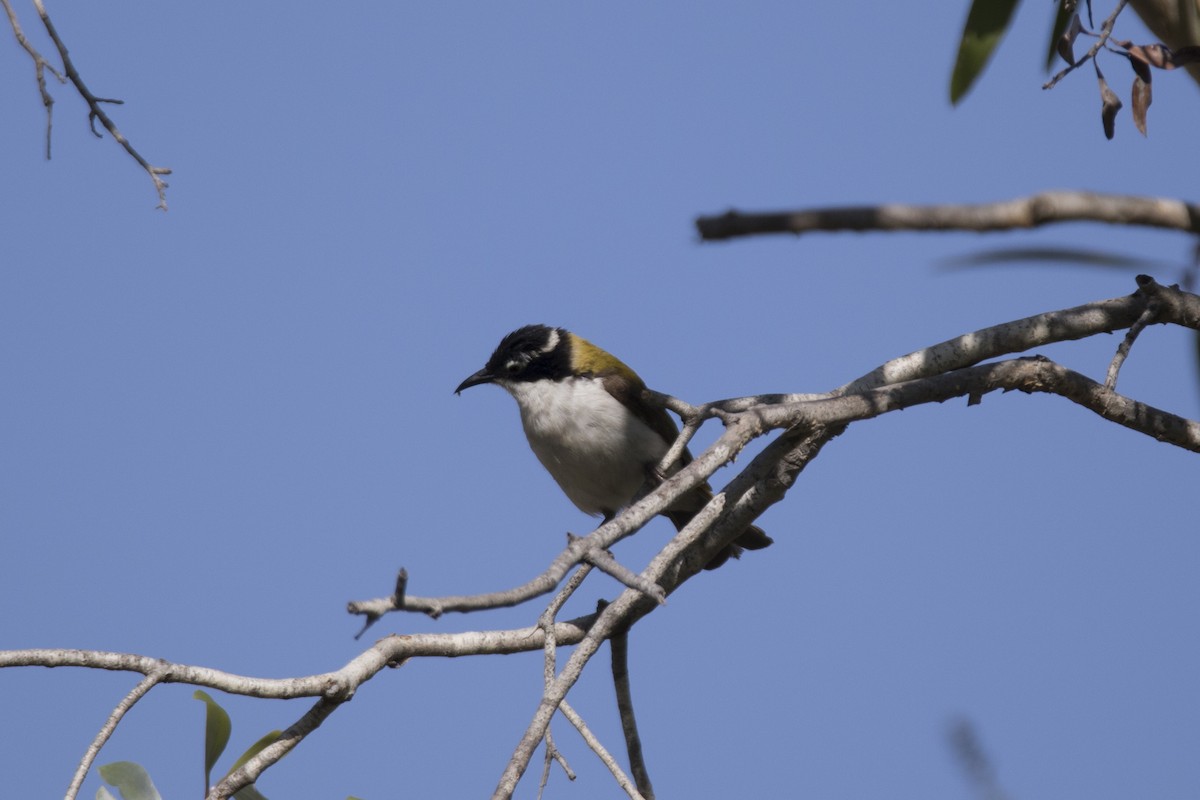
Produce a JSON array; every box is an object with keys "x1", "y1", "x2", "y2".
[{"x1": 455, "y1": 368, "x2": 495, "y2": 395}]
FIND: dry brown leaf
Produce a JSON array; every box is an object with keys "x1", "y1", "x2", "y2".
[
  {"x1": 1128, "y1": 53, "x2": 1153, "y2": 83},
  {"x1": 1127, "y1": 43, "x2": 1173, "y2": 69},
  {"x1": 1095, "y1": 65, "x2": 1122, "y2": 139},
  {"x1": 1058, "y1": 14, "x2": 1082, "y2": 65},
  {"x1": 1132, "y1": 75, "x2": 1152, "y2": 136}
]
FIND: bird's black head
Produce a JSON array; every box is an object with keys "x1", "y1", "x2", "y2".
[{"x1": 455, "y1": 324, "x2": 571, "y2": 393}]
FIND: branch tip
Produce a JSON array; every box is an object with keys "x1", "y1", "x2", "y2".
[
  {"x1": 26, "y1": 0, "x2": 171, "y2": 207},
  {"x1": 393, "y1": 567, "x2": 409, "y2": 607}
]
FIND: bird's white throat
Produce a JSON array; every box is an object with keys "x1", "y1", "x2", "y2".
[{"x1": 500, "y1": 376, "x2": 668, "y2": 517}]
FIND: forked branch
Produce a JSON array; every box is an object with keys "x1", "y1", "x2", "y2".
[
  {"x1": 4, "y1": 0, "x2": 171, "y2": 208},
  {"x1": 2, "y1": 277, "x2": 1197, "y2": 799}
]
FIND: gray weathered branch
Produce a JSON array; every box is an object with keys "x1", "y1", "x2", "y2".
[
  {"x1": 696, "y1": 191, "x2": 1200, "y2": 241},
  {"x1": 4, "y1": 0, "x2": 170, "y2": 207},
  {"x1": 4, "y1": 277, "x2": 1197, "y2": 799}
]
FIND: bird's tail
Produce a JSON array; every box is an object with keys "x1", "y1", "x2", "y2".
[{"x1": 700, "y1": 523, "x2": 773, "y2": 570}]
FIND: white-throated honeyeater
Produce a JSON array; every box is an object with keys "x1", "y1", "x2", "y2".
[{"x1": 456, "y1": 324, "x2": 772, "y2": 569}]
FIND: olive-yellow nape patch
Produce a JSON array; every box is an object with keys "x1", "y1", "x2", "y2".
[{"x1": 568, "y1": 333, "x2": 643, "y2": 384}]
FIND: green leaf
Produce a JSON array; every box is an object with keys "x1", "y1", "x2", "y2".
[
  {"x1": 234, "y1": 785, "x2": 270, "y2": 800},
  {"x1": 97, "y1": 762, "x2": 162, "y2": 800},
  {"x1": 194, "y1": 689, "x2": 233, "y2": 791},
  {"x1": 1045, "y1": 0, "x2": 1074, "y2": 70},
  {"x1": 950, "y1": 0, "x2": 1022, "y2": 103},
  {"x1": 96, "y1": 788, "x2": 120, "y2": 800},
  {"x1": 222, "y1": 729, "x2": 284, "y2": 800}
]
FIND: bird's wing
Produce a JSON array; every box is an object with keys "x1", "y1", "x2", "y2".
[
  {"x1": 569, "y1": 332, "x2": 687, "y2": 463},
  {"x1": 599, "y1": 371, "x2": 686, "y2": 459}
]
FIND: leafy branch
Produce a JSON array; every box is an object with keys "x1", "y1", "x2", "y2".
[{"x1": 951, "y1": 0, "x2": 1200, "y2": 137}]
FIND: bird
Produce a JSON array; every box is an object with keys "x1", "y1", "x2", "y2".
[{"x1": 455, "y1": 324, "x2": 772, "y2": 570}]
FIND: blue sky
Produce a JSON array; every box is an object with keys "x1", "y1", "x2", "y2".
[{"x1": 3, "y1": 2, "x2": 1198, "y2": 798}]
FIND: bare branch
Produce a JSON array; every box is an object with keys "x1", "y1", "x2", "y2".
[
  {"x1": 1106, "y1": 300, "x2": 1160, "y2": 387},
  {"x1": 496, "y1": 490, "x2": 748, "y2": 796},
  {"x1": 696, "y1": 190, "x2": 1200, "y2": 241},
  {"x1": 694, "y1": 354, "x2": 1200, "y2": 457},
  {"x1": 346, "y1": 533, "x2": 653, "y2": 620},
  {"x1": 0, "y1": 614, "x2": 603, "y2": 689},
  {"x1": 348, "y1": 434, "x2": 747, "y2": 621},
  {"x1": 65, "y1": 670, "x2": 165, "y2": 800},
  {"x1": 495, "y1": 582, "x2": 657, "y2": 796},
  {"x1": 839, "y1": 284, "x2": 1158, "y2": 395},
  {"x1": 31, "y1": 0, "x2": 171, "y2": 209},
  {"x1": 538, "y1": 565, "x2": 594, "y2": 691},
  {"x1": 535, "y1": 567, "x2": 590, "y2": 796},
  {"x1": 347, "y1": 543, "x2": 592, "y2": 619},
  {"x1": 1, "y1": 0, "x2": 66, "y2": 158},
  {"x1": 573, "y1": 536, "x2": 667, "y2": 604},
  {"x1": 207, "y1": 697, "x2": 341, "y2": 800},
  {"x1": 559, "y1": 700, "x2": 646, "y2": 800},
  {"x1": 356, "y1": 278, "x2": 1200, "y2": 639},
  {"x1": 7, "y1": 277, "x2": 1199, "y2": 797},
  {"x1": 611, "y1": 631, "x2": 654, "y2": 800},
  {"x1": 672, "y1": 424, "x2": 836, "y2": 579},
  {"x1": 536, "y1": 725, "x2": 575, "y2": 799},
  {"x1": 654, "y1": 277, "x2": 1199, "y2": 417}
]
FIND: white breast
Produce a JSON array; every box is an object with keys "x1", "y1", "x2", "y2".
[{"x1": 502, "y1": 377, "x2": 669, "y2": 517}]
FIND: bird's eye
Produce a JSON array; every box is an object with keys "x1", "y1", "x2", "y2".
[{"x1": 505, "y1": 360, "x2": 522, "y2": 374}]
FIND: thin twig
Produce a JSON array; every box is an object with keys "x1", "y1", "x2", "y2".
[
  {"x1": 1, "y1": 0, "x2": 66, "y2": 158},
  {"x1": 495, "y1": 495, "x2": 730, "y2": 797},
  {"x1": 572, "y1": 537, "x2": 666, "y2": 604},
  {"x1": 1106, "y1": 301, "x2": 1159, "y2": 388},
  {"x1": 347, "y1": 441, "x2": 741, "y2": 621},
  {"x1": 1044, "y1": 0, "x2": 1131, "y2": 89},
  {"x1": 31, "y1": 0, "x2": 171, "y2": 209},
  {"x1": 536, "y1": 723, "x2": 575, "y2": 800},
  {"x1": 560, "y1": 700, "x2": 646, "y2": 800},
  {"x1": 536, "y1": 566, "x2": 591, "y2": 797},
  {"x1": 611, "y1": 630, "x2": 654, "y2": 799},
  {"x1": 655, "y1": 418, "x2": 700, "y2": 477},
  {"x1": 65, "y1": 669, "x2": 165, "y2": 800},
  {"x1": 539, "y1": 567, "x2": 592, "y2": 635},
  {"x1": 495, "y1": 598, "x2": 645, "y2": 794}
]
